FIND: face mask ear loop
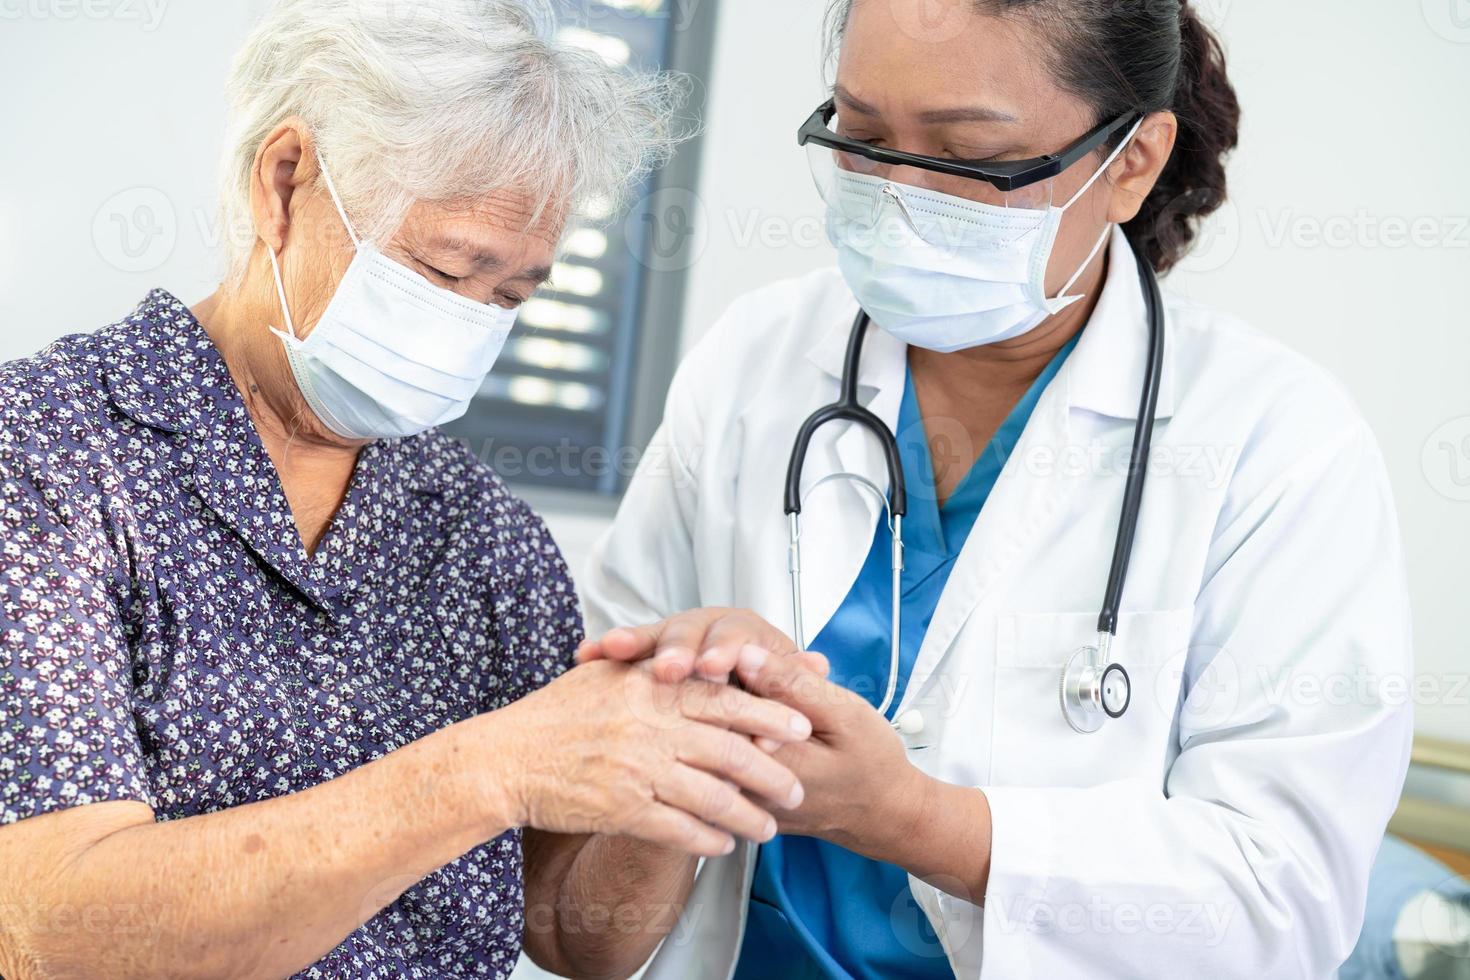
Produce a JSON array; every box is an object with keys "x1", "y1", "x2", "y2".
[
  {"x1": 315, "y1": 151, "x2": 361, "y2": 249},
  {"x1": 1059, "y1": 115, "x2": 1146, "y2": 213},
  {"x1": 1052, "y1": 222, "x2": 1113, "y2": 303},
  {"x1": 1041, "y1": 116, "x2": 1144, "y2": 307},
  {"x1": 266, "y1": 244, "x2": 298, "y2": 340}
]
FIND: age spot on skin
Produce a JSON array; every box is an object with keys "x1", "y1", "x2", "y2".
[{"x1": 244, "y1": 833, "x2": 265, "y2": 854}]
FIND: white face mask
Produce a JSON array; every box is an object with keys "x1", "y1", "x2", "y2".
[
  {"x1": 825, "y1": 119, "x2": 1142, "y2": 353},
  {"x1": 266, "y1": 159, "x2": 517, "y2": 441}
]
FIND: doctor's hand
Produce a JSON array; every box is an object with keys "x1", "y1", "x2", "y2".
[
  {"x1": 576, "y1": 607, "x2": 830, "y2": 685},
  {"x1": 729, "y1": 646, "x2": 929, "y2": 856},
  {"x1": 489, "y1": 659, "x2": 811, "y2": 858}
]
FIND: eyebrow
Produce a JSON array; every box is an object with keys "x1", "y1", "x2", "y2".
[
  {"x1": 437, "y1": 236, "x2": 506, "y2": 269},
  {"x1": 834, "y1": 84, "x2": 1018, "y2": 125},
  {"x1": 435, "y1": 236, "x2": 553, "y2": 285},
  {"x1": 519, "y1": 265, "x2": 554, "y2": 287}
]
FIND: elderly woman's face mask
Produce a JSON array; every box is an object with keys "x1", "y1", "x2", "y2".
[{"x1": 266, "y1": 160, "x2": 519, "y2": 441}]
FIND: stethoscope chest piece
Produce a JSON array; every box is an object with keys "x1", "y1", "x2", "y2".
[{"x1": 1060, "y1": 641, "x2": 1132, "y2": 734}]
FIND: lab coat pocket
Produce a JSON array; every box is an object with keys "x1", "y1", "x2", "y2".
[{"x1": 989, "y1": 609, "x2": 1193, "y2": 788}]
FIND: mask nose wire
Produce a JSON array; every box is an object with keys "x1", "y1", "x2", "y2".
[{"x1": 878, "y1": 181, "x2": 926, "y2": 237}]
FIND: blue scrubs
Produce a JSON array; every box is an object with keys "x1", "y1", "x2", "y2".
[{"x1": 735, "y1": 335, "x2": 1079, "y2": 980}]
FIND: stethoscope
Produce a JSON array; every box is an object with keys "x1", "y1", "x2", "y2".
[{"x1": 783, "y1": 246, "x2": 1167, "y2": 737}]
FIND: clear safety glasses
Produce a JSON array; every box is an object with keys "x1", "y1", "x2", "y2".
[{"x1": 800, "y1": 98, "x2": 1140, "y2": 244}]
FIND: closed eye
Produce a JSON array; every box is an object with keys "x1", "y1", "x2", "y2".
[{"x1": 426, "y1": 265, "x2": 463, "y2": 285}]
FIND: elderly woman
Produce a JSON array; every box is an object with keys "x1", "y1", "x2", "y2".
[{"x1": 0, "y1": 2, "x2": 816, "y2": 978}]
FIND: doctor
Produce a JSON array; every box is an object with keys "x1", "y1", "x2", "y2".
[{"x1": 580, "y1": 0, "x2": 1413, "y2": 976}]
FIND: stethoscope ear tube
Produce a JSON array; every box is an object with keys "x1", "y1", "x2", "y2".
[
  {"x1": 784, "y1": 311, "x2": 909, "y2": 720},
  {"x1": 784, "y1": 312, "x2": 908, "y2": 519}
]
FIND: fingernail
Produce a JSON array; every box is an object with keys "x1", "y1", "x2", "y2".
[
  {"x1": 789, "y1": 713, "x2": 811, "y2": 738},
  {"x1": 738, "y1": 645, "x2": 769, "y2": 674},
  {"x1": 656, "y1": 646, "x2": 692, "y2": 662},
  {"x1": 787, "y1": 782, "x2": 805, "y2": 809},
  {"x1": 763, "y1": 817, "x2": 777, "y2": 839},
  {"x1": 721, "y1": 836, "x2": 736, "y2": 855}
]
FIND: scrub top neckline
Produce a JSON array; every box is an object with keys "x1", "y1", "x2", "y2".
[{"x1": 897, "y1": 329, "x2": 1082, "y2": 564}]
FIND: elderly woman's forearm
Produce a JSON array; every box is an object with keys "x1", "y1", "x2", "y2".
[
  {"x1": 0, "y1": 718, "x2": 515, "y2": 980},
  {"x1": 523, "y1": 830, "x2": 698, "y2": 980}
]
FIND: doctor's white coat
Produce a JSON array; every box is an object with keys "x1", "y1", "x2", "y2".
[{"x1": 579, "y1": 229, "x2": 1414, "y2": 979}]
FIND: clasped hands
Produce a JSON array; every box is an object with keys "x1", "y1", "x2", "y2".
[{"x1": 567, "y1": 609, "x2": 928, "y2": 860}]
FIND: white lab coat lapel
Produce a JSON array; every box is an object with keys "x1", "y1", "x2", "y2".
[{"x1": 898, "y1": 373, "x2": 1080, "y2": 713}]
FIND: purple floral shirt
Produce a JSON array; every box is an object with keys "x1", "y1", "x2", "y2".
[{"x1": 0, "y1": 290, "x2": 582, "y2": 977}]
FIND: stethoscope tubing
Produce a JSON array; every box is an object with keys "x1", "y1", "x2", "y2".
[{"x1": 784, "y1": 246, "x2": 1166, "y2": 725}]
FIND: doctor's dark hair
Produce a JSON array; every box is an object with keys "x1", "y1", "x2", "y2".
[{"x1": 825, "y1": 0, "x2": 1241, "y2": 273}]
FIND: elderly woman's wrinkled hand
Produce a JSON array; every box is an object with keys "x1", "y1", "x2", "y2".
[{"x1": 490, "y1": 657, "x2": 811, "y2": 858}]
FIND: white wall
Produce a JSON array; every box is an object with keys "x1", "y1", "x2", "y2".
[
  {"x1": 0, "y1": 0, "x2": 274, "y2": 353},
  {"x1": 1151, "y1": 0, "x2": 1470, "y2": 743},
  {"x1": 1, "y1": 0, "x2": 1467, "y2": 752}
]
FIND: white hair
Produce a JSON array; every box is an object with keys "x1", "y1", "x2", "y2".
[{"x1": 218, "y1": 0, "x2": 685, "y2": 282}]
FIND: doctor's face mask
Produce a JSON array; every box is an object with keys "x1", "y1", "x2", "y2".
[
  {"x1": 806, "y1": 0, "x2": 1210, "y2": 354},
  {"x1": 817, "y1": 118, "x2": 1141, "y2": 354},
  {"x1": 265, "y1": 159, "x2": 521, "y2": 442}
]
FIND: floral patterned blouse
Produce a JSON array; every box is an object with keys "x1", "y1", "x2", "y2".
[{"x1": 0, "y1": 290, "x2": 582, "y2": 977}]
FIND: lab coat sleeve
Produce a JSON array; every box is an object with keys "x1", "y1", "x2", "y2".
[{"x1": 968, "y1": 415, "x2": 1415, "y2": 978}]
